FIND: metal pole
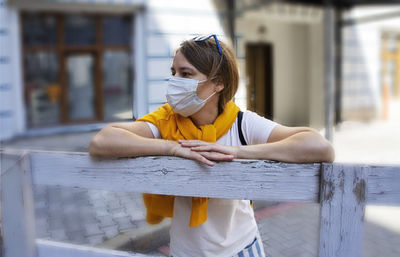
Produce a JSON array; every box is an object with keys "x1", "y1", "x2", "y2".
[
  {"x1": 335, "y1": 8, "x2": 342, "y2": 125},
  {"x1": 324, "y1": 2, "x2": 335, "y2": 141},
  {"x1": 227, "y1": 0, "x2": 236, "y2": 49}
]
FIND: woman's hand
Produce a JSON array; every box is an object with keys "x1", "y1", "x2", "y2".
[{"x1": 174, "y1": 140, "x2": 237, "y2": 166}]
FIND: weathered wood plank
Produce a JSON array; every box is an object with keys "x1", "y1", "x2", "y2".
[
  {"x1": 30, "y1": 152, "x2": 321, "y2": 202},
  {"x1": 36, "y1": 239, "x2": 157, "y2": 257},
  {"x1": 319, "y1": 164, "x2": 367, "y2": 257},
  {"x1": 1, "y1": 153, "x2": 37, "y2": 257},
  {"x1": 0, "y1": 150, "x2": 27, "y2": 175},
  {"x1": 366, "y1": 165, "x2": 400, "y2": 205},
  {"x1": 3, "y1": 151, "x2": 399, "y2": 257}
]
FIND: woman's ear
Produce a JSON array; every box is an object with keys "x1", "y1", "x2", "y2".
[{"x1": 215, "y1": 82, "x2": 224, "y2": 93}]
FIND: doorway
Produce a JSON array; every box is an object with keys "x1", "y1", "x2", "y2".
[
  {"x1": 245, "y1": 43, "x2": 274, "y2": 119},
  {"x1": 64, "y1": 52, "x2": 98, "y2": 122}
]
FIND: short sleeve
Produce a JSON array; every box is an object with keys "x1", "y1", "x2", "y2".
[
  {"x1": 242, "y1": 111, "x2": 278, "y2": 145},
  {"x1": 145, "y1": 122, "x2": 161, "y2": 139}
]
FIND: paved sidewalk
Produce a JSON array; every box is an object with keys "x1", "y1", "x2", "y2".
[
  {"x1": 333, "y1": 99, "x2": 400, "y2": 164},
  {"x1": 33, "y1": 186, "x2": 147, "y2": 246},
  {"x1": 258, "y1": 203, "x2": 400, "y2": 257}
]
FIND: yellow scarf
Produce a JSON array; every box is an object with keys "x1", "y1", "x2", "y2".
[{"x1": 137, "y1": 101, "x2": 240, "y2": 227}]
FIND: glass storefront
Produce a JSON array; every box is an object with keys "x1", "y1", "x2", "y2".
[
  {"x1": 103, "y1": 51, "x2": 132, "y2": 120},
  {"x1": 65, "y1": 15, "x2": 96, "y2": 46},
  {"x1": 22, "y1": 13, "x2": 133, "y2": 127},
  {"x1": 66, "y1": 54, "x2": 95, "y2": 121},
  {"x1": 24, "y1": 52, "x2": 60, "y2": 126},
  {"x1": 23, "y1": 14, "x2": 57, "y2": 46}
]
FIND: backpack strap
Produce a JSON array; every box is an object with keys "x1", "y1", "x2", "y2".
[
  {"x1": 238, "y1": 111, "x2": 253, "y2": 207},
  {"x1": 237, "y1": 111, "x2": 247, "y2": 146}
]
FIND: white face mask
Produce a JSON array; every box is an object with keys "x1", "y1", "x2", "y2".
[{"x1": 166, "y1": 76, "x2": 216, "y2": 117}]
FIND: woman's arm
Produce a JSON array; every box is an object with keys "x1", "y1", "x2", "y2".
[
  {"x1": 89, "y1": 121, "x2": 234, "y2": 165},
  {"x1": 89, "y1": 121, "x2": 167, "y2": 158},
  {"x1": 180, "y1": 125, "x2": 335, "y2": 164},
  {"x1": 236, "y1": 125, "x2": 335, "y2": 163}
]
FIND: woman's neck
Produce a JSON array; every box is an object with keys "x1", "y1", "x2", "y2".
[{"x1": 190, "y1": 99, "x2": 219, "y2": 127}]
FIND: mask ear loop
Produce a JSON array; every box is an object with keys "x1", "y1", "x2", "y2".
[
  {"x1": 197, "y1": 76, "x2": 219, "y2": 102},
  {"x1": 198, "y1": 76, "x2": 217, "y2": 84},
  {"x1": 201, "y1": 91, "x2": 217, "y2": 103}
]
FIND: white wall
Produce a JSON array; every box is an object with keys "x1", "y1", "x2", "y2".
[
  {"x1": 308, "y1": 23, "x2": 325, "y2": 129},
  {"x1": 144, "y1": 0, "x2": 228, "y2": 114},
  {"x1": 236, "y1": 13, "x2": 324, "y2": 127},
  {"x1": 0, "y1": 5, "x2": 25, "y2": 140},
  {"x1": 341, "y1": 5, "x2": 400, "y2": 121}
]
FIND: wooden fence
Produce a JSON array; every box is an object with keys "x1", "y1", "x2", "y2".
[{"x1": 1, "y1": 151, "x2": 400, "y2": 257}]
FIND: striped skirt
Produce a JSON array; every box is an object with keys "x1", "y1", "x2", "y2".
[
  {"x1": 233, "y1": 232, "x2": 266, "y2": 257},
  {"x1": 170, "y1": 232, "x2": 266, "y2": 257}
]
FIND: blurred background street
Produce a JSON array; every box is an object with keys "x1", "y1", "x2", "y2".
[{"x1": 2, "y1": 0, "x2": 400, "y2": 256}]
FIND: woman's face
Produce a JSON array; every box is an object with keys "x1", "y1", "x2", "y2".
[{"x1": 171, "y1": 50, "x2": 217, "y2": 100}]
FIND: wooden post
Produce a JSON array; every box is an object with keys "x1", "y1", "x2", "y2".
[
  {"x1": 1, "y1": 153, "x2": 37, "y2": 257},
  {"x1": 319, "y1": 164, "x2": 367, "y2": 257}
]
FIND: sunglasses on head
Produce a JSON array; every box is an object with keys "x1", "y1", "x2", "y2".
[{"x1": 192, "y1": 34, "x2": 223, "y2": 55}]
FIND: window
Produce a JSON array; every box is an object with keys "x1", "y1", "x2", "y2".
[{"x1": 22, "y1": 13, "x2": 133, "y2": 127}]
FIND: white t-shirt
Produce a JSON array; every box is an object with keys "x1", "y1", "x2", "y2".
[{"x1": 146, "y1": 110, "x2": 277, "y2": 257}]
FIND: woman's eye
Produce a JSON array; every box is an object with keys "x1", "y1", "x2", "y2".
[{"x1": 182, "y1": 72, "x2": 191, "y2": 77}]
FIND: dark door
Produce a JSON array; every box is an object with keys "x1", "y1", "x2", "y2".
[{"x1": 246, "y1": 43, "x2": 273, "y2": 119}]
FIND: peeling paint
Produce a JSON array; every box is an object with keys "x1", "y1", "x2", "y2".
[
  {"x1": 322, "y1": 179, "x2": 335, "y2": 201},
  {"x1": 240, "y1": 161, "x2": 257, "y2": 164},
  {"x1": 339, "y1": 179, "x2": 344, "y2": 191},
  {"x1": 353, "y1": 179, "x2": 366, "y2": 204}
]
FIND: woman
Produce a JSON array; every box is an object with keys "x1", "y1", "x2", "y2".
[{"x1": 89, "y1": 34, "x2": 334, "y2": 257}]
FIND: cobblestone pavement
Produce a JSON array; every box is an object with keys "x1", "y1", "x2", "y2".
[
  {"x1": 33, "y1": 185, "x2": 147, "y2": 246},
  {"x1": 258, "y1": 203, "x2": 400, "y2": 257}
]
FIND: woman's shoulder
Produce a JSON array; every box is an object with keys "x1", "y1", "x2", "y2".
[
  {"x1": 242, "y1": 110, "x2": 275, "y2": 124},
  {"x1": 240, "y1": 110, "x2": 278, "y2": 144},
  {"x1": 138, "y1": 104, "x2": 175, "y2": 123}
]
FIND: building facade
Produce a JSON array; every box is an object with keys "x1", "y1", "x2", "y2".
[
  {"x1": 341, "y1": 6, "x2": 400, "y2": 121},
  {"x1": 1, "y1": 0, "x2": 399, "y2": 141},
  {"x1": 1, "y1": 0, "x2": 229, "y2": 140}
]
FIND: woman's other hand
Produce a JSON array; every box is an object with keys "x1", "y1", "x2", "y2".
[{"x1": 175, "y1": 140, "x2": 236, "y2": 166}]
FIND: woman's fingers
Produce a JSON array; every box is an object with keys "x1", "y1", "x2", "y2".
[
  {"x1": 179, "y1": 140, "x2": 221, "y2": 151},
  {"x1": 187, "y1": 149, "x2": 233, "y2": 165},
  {"x1": 191, "y1": 145, "x2": 219, "y2": 152},
  {"x1": 198, "y1": 151, "x2": 234, "y2": 161},
  {"x1": 174, "y1": 143, "x2": 215, "y2": 166},
  {"x1": 191, "y1": 144, "x2": 235, "y2": 157},
  {"x1": 190, "y1": 151, "x2": 215, "y2": 166},
  {"x1": 180, "y1": 140, "x2": 237, "y2": 158},
  {"x1": 175, "y1": 140, "x2": 235, "y2": 165}
]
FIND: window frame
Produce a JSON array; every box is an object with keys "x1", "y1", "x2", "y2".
[{"x1": 22, "y1": 12, "x2": 133, "y2": 127}]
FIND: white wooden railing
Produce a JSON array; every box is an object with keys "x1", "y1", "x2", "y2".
[{"x1": 1, "y1": 151, "x2": 400, "y2": 257}]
